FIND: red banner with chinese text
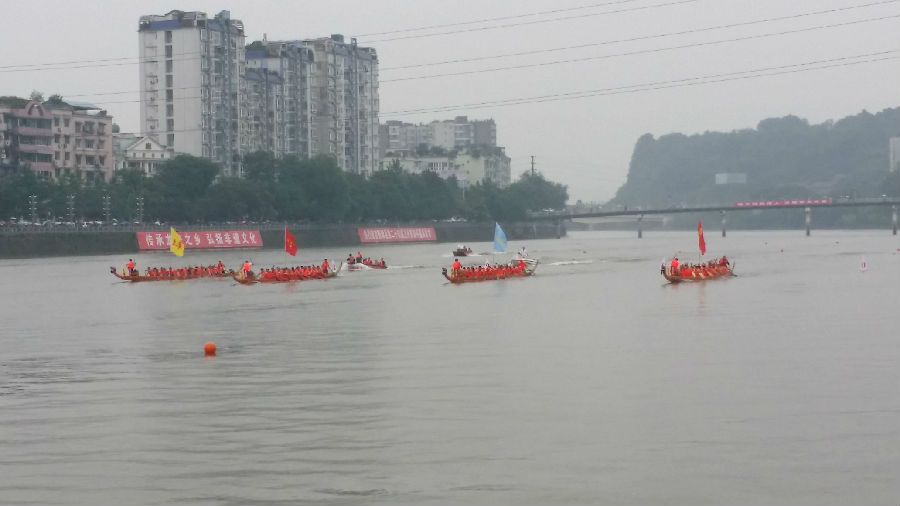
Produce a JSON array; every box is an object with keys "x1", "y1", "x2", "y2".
[
  {"x1": 357, "y1": 227, "x2": 437, "y2": 243},
  {"x1": 137, "y1": 230, "x2": 263, "y2": 250}
]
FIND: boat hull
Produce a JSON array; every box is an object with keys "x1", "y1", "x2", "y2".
[
  {"x1": 442, "y1": 259, "x2": 538, "y2": 284},
  {"x1": 662, "y1": 264, "x2": 734, "y2": 283},
  {"x1": 232, "y1": 262, "x2": 342, "y2": 284},
  {"x1": 109, "y1": 267, "x2": 233, "y2": 282}
]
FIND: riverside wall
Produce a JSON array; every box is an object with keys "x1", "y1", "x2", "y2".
[{"x1": 0, "y1": 221, "x2": 565, "y2": 258}]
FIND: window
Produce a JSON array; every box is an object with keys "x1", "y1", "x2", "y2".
[
  {"x1": 167, "y1": 133, "x2": 175, "y2": 146},
  {"x1": 98, "y1": 140, "x2": 104, "y2": 149},
  {"x1": 75, "y1": 154, "x2": 82, "y2": 164},
  {"x1": 145, "y1": 143, "x2": 151, "y2": 150},
  {"x1": 85, "y1": 139, "x2": 94, "y2": 148},
  {"x1": 54, "y1": 117, "x2": 60, "y2": 126},
  {"x1": 166, "y1": 75, "x2": 173, "y2": 87},
  {"x1": 64, "y1": 135, "x2": 70, "y2": 144},
  {"x1": 167, "y1": 119, "x2": 174, "y2": 131},
  {"x1": 99, "y1": 156, "x2": 106, "y2": 165},
  {"x1": 165, "y1": 31, "x2": 172, "y2": 43},
  {"x1": 63, "y1": 119, "x2": 70, "y2": 127},
  {"x1": 74, "y1": 122, "x2": 81, "y2": 132},
  {"x1": 166, "y1": 60, "x2": 173, "y2": 73},
  {"x1": 54, "y1": 134, "x2": 60, "y2": 143},
  {"x1": 165, "y1": 45, "x2": 172, "y2": 58},
  {"x1": 166, "y1": 104, "x2": 174, "y2": 117},
  {"x1": 166, "y1": 90, "x2": 173, "y2": 101},
  {"x1": 75, "y1": 138, "x2": 82, "y2": 147},
  {"x1": 64, "y1": 151, "x2": 70, "y2": 160},
  {"x1": 55, "y1": 151, "x2": 60, "y2": 160}
]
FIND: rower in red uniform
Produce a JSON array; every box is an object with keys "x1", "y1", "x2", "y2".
[
  {"x1": 322, "y1": 258, "x2": 330, "y2": 273},
  {"x1": 452, "y1": 258, "x2": 462, "y2": 276}
]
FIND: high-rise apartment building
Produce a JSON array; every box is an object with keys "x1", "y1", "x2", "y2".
[
  {"x1": 245, "y1": 40, "x2": 314, "y2": 158},
  {"x1": 380, "y1": 116, "x2": 497, "y2": 156},
  {"x1": 304, "y1": 35, "x2": 380, "y2": 175},
  {"x1": 138, "y1": 10, "x2": 245, "y2": 176}
]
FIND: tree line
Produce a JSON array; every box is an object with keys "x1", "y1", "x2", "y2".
[
  {"x1": 609, "y1": 107, "x2": 899, "y2": 228},
  {"x1": 0, "y1": 152, "x2": 568, "y2": 224}
]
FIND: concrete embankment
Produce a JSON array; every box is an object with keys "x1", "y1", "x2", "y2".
[{"x1": 0, "y1": 221, "x2": 565, "y2": 258}]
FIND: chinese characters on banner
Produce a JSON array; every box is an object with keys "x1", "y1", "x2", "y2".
[
  {"x1": 137, "y1": 230, "x2": 263, "y2": 250},
  {"x1": 733, "y1": 199, "x2": 832, "y2": 207},
  {"x1": 358, "y1": 227, "x2": 437, "y2": 243}
]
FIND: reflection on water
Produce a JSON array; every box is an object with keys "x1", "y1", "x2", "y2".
[{"x1": 0, "y1": 230, "x2": 898, "y2": 505}]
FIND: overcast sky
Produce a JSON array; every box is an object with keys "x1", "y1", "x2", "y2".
[{"x1": 2, "y1": 0, "x2": 897, "y2": 202}]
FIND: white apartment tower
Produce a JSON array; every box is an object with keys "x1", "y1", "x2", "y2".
[
  {"x1": 304, "y1": 35, "x2": 380, "y2": 176},
  {"x1": 138, "y1": 10, "x2": 245, "y2": 176}
]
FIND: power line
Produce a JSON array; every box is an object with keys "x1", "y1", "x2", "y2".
[
  {"x1": 351, "y1": 0, "x2": 643, "y2": 38},
  {"x1": 359, "y1": 0, "x2": 700, "y2": 43},
  {"x1": 380, "y1": 14, "x2": 900, "y2": 83},
  {"x1": 381, "y1": 51, "x2": 898, "y2": 116},
  {"x1": 380, "y1": 0, "x2": 900, "y2": 71},
  {"x1": 0, "y1": 50, "x2": 204, "y2": 72},
  {"x1": 90, "y1": 52, "x2": 895, "y2": 133},
  {"x1": 53, "y1": 13, "x2": 899, "y2": 101}
]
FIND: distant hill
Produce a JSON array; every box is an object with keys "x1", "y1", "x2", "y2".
[{"x1": 610, "y1": 108, "x2": 899, "y2": 211}]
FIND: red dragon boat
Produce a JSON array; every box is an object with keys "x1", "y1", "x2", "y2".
[
  {"x1": 442, "y1": 258, "x2": 538, "y2": 284},
  {"x1": 661, "y1": 261, "x2": 734, "y2": 283},
  {"x1": 110, "y1": 266, "x2": 234, "y2": 282},
  {"x1": 232, "y1": 262, "x2": 342, "y2": 284}
]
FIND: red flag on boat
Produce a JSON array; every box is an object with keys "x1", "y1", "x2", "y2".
[
  {"x1": 698, "y1": 221, "x2": 706, "y2": 256},
  {"x1": 284, "y1": 227, "x2": 298, "y2": 256}
]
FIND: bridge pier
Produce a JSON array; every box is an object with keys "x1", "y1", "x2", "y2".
[
  {"x1": 892, "y1": 205, "x2": 897, "y2": 235},
  {"x1": 721, "y1": 210, "x2": 727, "y2": 238},
  {"x1": 637, "y1": 214, "x2": 643, "y2": 239},
  {"x1": 805, "y1": 207, "x2": 811, "y2": 236}
]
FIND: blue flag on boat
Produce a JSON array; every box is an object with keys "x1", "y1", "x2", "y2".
[{"x1": 493, "y1": 222, "x2": 507, "y2": 252}]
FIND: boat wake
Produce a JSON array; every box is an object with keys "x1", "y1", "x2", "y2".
[{"x1": 549, "y1": 260, "x2": 593, "y2": 266}]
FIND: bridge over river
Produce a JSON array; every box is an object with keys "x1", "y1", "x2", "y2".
[{"x1": 531, "y1": 198, "x2": 900, "y2": 237}]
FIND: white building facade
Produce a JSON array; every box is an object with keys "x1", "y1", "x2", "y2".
[{"x1": 138, "y1": 10, "x2": 245, "y2": 176}]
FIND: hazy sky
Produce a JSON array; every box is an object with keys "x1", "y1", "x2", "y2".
[{"x1": 3, "y1": 0, "x2": 898, "y2": 202}]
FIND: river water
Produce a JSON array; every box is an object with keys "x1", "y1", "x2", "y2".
[{"x1": 1, "y1": 230, "x2": 898, "y2": 505}]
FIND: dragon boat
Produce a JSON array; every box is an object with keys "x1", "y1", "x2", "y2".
[
  {"x1": 442, "y1": 258, "x2": 538, "y2": 284},
  {"x1": 661, "y1": 262, "x2": 734, "y2": 283},
  {"x1": 232, "y1": 262, "x2": 342, "y2": 284},
  {"x1": 347, "y1": 261, "x2": 387, "y2": 270},
  {"x1": 110, "y1": 266, "x2": 233, "y2": 282}
]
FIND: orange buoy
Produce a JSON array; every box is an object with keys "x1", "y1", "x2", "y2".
[{"x1": 204, "y1": 342, "x2": 217, "y2": 356}]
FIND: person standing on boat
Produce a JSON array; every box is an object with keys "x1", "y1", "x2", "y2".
[
  {"x1": 241, "y1": 260, "x2": 253, "y2": 279},
  {"x1": 322, "y1": 258, "x2": 330, "y2": 273},
  {"x1": 452, "y1": 258, "x2": 462, "y2": 276},
  {"x1": 669, "y1": 257, "x2": 679, "y2": 276},
  {"x1": 126, "y1": 258, "x2": 136, "y2": 276}
]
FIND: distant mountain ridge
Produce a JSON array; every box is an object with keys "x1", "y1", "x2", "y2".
[{"x1": 610, "y1": 107, "x2": 899, "y2": 210}]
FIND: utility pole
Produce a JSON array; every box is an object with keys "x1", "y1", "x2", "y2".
[
  {"x1": 28, "y1": 194, "x2": 38, "y2": 225},
  {"x1": 135, "y1": 196, "x2": 145, "y2": 224},
  {"x1": 66, "y1": 194, "x2": 75, "y2": 223},
  {"x1": 531, "y1": 155, "x2": 535, "y2": 176},
  {"x1": 102, "y1": 194, "x2": 111, "y2": 224}
]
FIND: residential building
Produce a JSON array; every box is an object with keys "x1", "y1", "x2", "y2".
[
  {"x1": 379, "y1": 116, "x2": 497, "y2": 157},
  {"x1": 113, "y1": 132, "x2": 139, "y2": 171},
  {"x1": 241, "y1": 67, "x2": 284, "y2": 155},
  {"x1": 383, "y1": 146, "x2": 511, "y2": 187},
  {"x1": 138, "y1": 10, "x2": 246, "y2": 176},
  {"x1": 121, "y1": 135, "x2": 172, "y2": 175},
  {"x1": 0, "y1": 97, "x2": 114, "y2": 180},
  {"x1": 304, "y1": 34, "x2": 380, "y2": 175},
  {"x1": 244, "y1": 40, "x2": 313, "y2": 158}
]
